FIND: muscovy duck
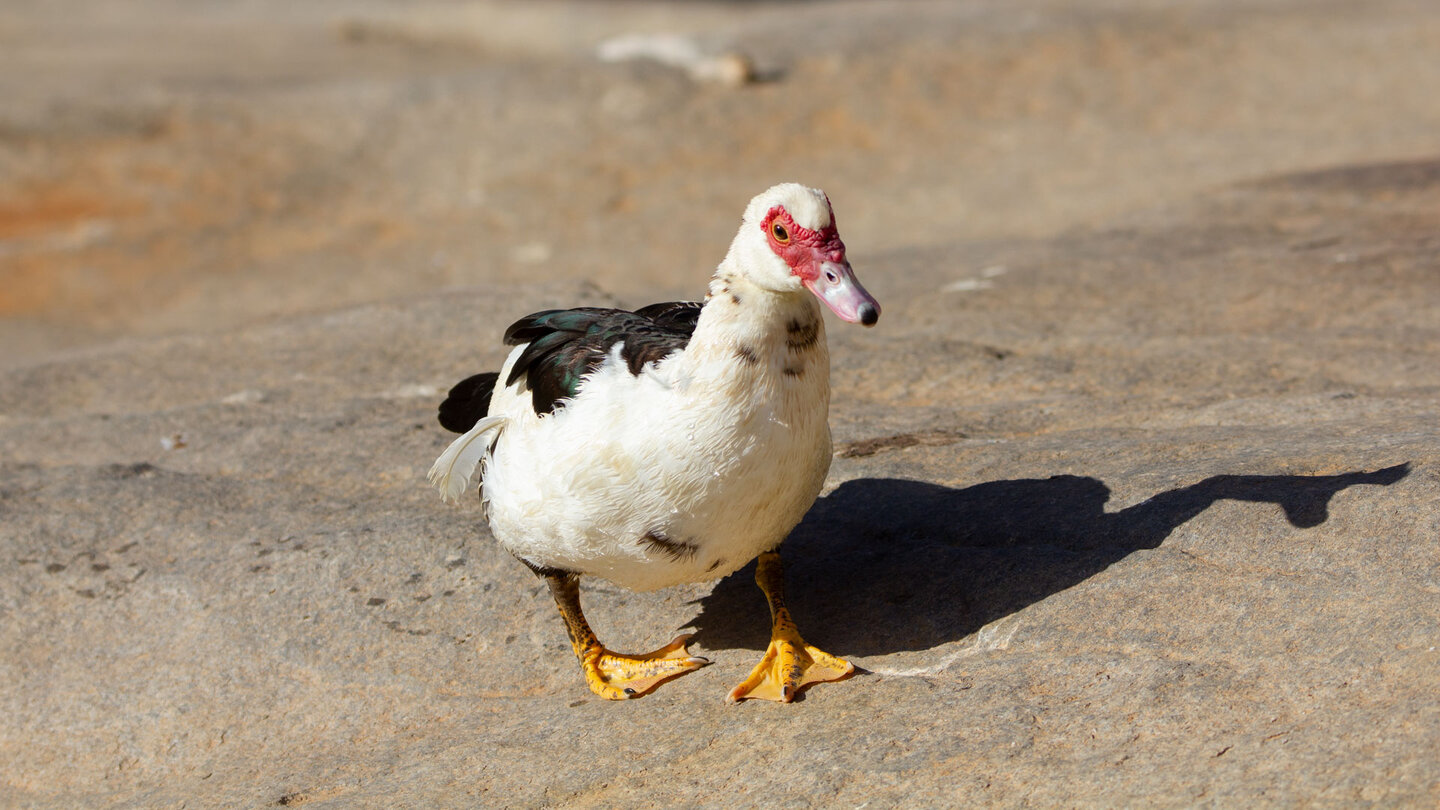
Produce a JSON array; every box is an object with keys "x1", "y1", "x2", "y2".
[{"x1": 429, "y1": 183, "x2": 879, "y2": 702}]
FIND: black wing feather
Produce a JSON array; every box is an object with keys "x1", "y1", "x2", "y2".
[
  {"x1": 437, "y1": 371, "x2": 500, "y2": 434},
  {"x1": 633, "y1": 301, "x2": 704, "y2": 332},
  {"x1": 500, "y1": 301, "x2": 701, "y2": 415}
]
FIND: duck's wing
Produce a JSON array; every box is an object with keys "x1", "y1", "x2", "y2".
[
  {"x1": 501, "y1": 302, "x2": 702, "y2": 416},
  {"x1": 434, "y1": 305, "x2": 698, "y2": 433},
  {"x1": 429, "y1": 301, "x2": 700, "y2": 502},
  {"x1": 632, "y1": 300, "x2": 704, "y2": 332}
]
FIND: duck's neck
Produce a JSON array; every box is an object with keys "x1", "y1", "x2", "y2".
[{"x1": 682, "y1": 265, "x2": 829, "y2": 393}]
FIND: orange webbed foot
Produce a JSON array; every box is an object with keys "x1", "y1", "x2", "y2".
[
  {"x1": 727, "y1": 630, "x2": 853, "y2": 703},
  {"x1": 580, "y1": 633, "x2": 711, "y2": 700}
]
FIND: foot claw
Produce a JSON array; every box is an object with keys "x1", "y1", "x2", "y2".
[{"x1": 581, "y1": 634, "x2": 711, "y2": 700}]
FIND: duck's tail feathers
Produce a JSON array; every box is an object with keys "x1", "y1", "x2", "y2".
[{"x1": 428, "y1": 415, "x2": 507, "y2": 504}]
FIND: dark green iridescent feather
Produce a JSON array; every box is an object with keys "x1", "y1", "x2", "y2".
[{"x1": 498, "y1": 302, "x2": 703, "y2": 416}]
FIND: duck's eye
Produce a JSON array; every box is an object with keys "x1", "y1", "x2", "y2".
[{"x1": 771, "y1": 222, "x2": 790, "y2": 244}]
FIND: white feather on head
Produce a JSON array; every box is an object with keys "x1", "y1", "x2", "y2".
[{"x1": 742, "y1": 183, "x2": 832, "y2": 230}]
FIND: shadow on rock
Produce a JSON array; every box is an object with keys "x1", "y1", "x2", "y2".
[{"x1": 689, "y1": 463, "x2": 1410, "y2": 657}]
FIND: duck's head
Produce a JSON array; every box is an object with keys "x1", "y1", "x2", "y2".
[{"x1": 727, "y1": 183, "x2": 880, "y2": 326}]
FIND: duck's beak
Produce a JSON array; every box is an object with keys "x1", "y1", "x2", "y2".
[{"x1": 804, "y1": 260, "x2": 880, "y2": 326}]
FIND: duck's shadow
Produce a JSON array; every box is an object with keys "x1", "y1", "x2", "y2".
[{"x1": 688, "y1": 463, "x2": 1410, "y2": 656}]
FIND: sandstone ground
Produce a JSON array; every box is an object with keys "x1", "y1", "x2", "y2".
[{"x1": 2, "y1": 1, "x2": 1437, "y2": 806}]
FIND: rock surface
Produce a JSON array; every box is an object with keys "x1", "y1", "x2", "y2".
[{"x1": 2, "y1": 1, "x2": 1438, "y2": 807}]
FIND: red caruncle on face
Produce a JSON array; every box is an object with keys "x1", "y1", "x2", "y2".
[{"x1": 760, "y1": 205, "x2": 846, "y2": 282}]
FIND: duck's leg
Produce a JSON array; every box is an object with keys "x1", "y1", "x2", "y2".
[
  {"x1": 728, "y1": 551, "x2": 854, "y2": 703},
  {"x1": 539, "y1": 568, "x2": 710, "y2": 700}
]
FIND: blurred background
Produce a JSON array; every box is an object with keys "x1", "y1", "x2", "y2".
[
  {"x1": 3, "y1": 0, "x2": 1439, "y2": 365},
  {"x1": 5, "y1": 5, "x2": 1440, "y2": 804}
]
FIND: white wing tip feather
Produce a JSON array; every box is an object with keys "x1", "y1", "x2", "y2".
[{"x1": 428, "y1": 415, "x2": 506, "y2": 504}]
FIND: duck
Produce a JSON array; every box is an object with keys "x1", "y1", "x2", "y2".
[{"x1": 429, "y1": 183, "x2": 879, "y2": 702}]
